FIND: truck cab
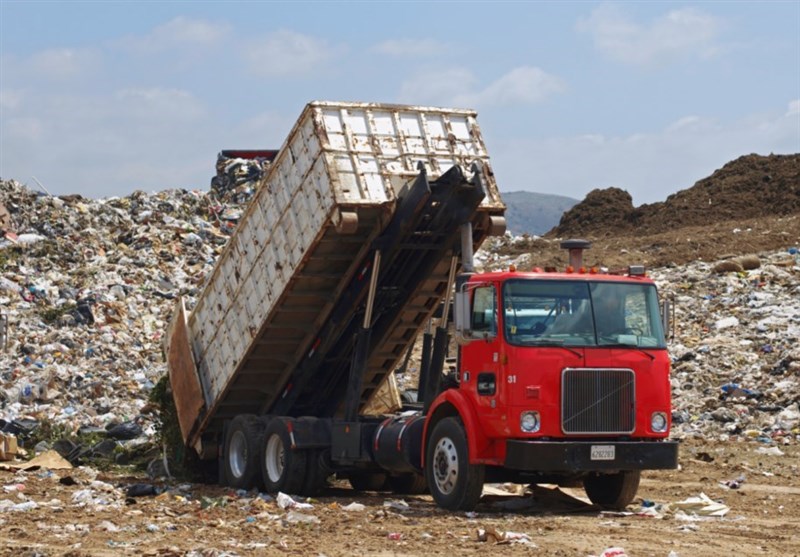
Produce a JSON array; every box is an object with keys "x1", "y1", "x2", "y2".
[{"x1": 423, "y1": 242, "x2": 678, "y2": 510}]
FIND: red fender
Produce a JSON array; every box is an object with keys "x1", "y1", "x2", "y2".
[{"x1": 422, "y1": 389, "x2": 497, "y2": 466}]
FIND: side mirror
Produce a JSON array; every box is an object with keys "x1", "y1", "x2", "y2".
[
  {"x1": 454, "y1": 289, "x2": 473, "y2": 345},
  {"x1": 454, "y1": 282, "x2": 497, "y2": 344},
  {"x1": 661, "y1": 298, "x2": 672, "y2": 341}
]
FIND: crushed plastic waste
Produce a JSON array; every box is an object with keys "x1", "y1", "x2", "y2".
[
  {"x1": 671, "y1": 492, "x2": 729, "y2": 517},
  {"x1": 284, "y1": 510, "x2": 320, "y2": 524},
  {"x1": 383, "y1": 499, "x2": 411, "y2": 512},
  {"x1": 209, "y1": 151, "x2": 273, "y2": 205},
  {"x1": 476, "y1": 527, "x2": 536, "y2": 546},
  {"x1": 720, "y1": 474, "x2": 746, "y2": 489},
  {"x1": 276, "y1": 491, "x2": 313, "y2": 510}
]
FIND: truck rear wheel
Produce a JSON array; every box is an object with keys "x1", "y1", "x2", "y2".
[
  {"x1": 223, "y1": 415, "x2": 265, "y2": 489},
  {"x1": 583, "y1": 470, "x2": 641, "y2": 509},
  {"x1": 261, "y1": 419, "x2": 307, "y2": 494},
  {"x1": 425, "y1": 417, "x2": 484, "y2": 511}
]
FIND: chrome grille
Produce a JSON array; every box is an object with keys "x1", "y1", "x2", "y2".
[{"x1": 562, "y1": 368, "x2": 635, "y2": 434}]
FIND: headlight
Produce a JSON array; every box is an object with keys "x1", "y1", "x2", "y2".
[
  {"x1": 651, "y1": 412, "x2": 668, "y2": 433},
  {"x1": 520, "y1": 411, "x2": 540, "y2": 433}
]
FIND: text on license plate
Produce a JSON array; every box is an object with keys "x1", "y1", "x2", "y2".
[{"x1": 590, "y1": 445, "x2": 615, "y2": 461}]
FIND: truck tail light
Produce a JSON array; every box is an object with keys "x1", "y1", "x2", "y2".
[{"x1": 520, "y1": 411, "x2": 540, "y2": 433}]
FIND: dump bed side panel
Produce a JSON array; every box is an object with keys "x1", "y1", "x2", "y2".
[
  {"x1": 180, "y1": 102, "x2": 503, "y2": 447},
  {"x1": 165, "y1": 299, "x2": 205, "y2": 444}
]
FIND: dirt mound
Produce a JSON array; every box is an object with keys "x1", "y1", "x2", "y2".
[
  {"x1": 550, "y1": 153, "x2": 800, "y2": 238},
  {"x1": 530, "y1": 152, "x2": 800, "y2": 269}
]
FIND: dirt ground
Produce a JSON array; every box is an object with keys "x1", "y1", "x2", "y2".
[
  {"x1": 0, "y1": 437, "x2": 797, "y2": 557},
  {"x1": 487, "y1": 212, "x2": 800, "y2": 272}
]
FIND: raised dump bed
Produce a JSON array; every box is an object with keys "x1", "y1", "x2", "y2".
[{"x1": 168, "y1": 101, "x2": 504, "y2": 451}]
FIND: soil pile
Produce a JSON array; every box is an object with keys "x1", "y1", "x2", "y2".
[{"x1": 551, "y1": 153, "x2": 800, "y2": 238}]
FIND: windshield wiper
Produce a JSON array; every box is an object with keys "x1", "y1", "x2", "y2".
[
  {"x1": 599, "y1": 343, "x2": 656, "y2": 361},
  {"x1": 524, "y1": 338, "x2": 583, "y2": 358}
]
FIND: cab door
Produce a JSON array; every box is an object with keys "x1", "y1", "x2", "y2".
[{"x1": 460, "y1": 284, "x2": 506, "y2": 437}]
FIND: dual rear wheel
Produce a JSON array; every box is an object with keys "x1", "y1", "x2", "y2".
[{"x1": 223, "y1": 416, "x2": 329, "y2": 495}]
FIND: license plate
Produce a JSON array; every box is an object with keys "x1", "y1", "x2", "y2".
[{"x1": 590, "y1": 445, "x2": 615, "y2": 461}]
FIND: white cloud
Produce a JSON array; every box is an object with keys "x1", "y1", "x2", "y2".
[
  {"x1": 400, "y1": 66, "x2": 564, "y2": 108},
  {"x1": 577, "y1": 4, "x2": 723, "y2": 65},
  {"x1": 0, "y1": 88, "x2": 212, "y2": 196},
  {"x1": 245, "y1": 30, "x2": 341, "y2": 77},
  {"x1": 372, "y1": 38, "x2": 451, "y2": 57},
  {"x1": 665, "y1": 115, "x2": 705, "y2": 133},
  {"x1": 120, "y1": 16, "x2": 230, "y2": 53},
  {"x1": 399, "y1": 68, "x2": 477, "y2": 106},
  {"x1": 5, "y1": 117, "x2": 44, "y2": 142},
  {"x1": 489, "y1": 106, "x2": 798, "y2": 205},
  {"x1": 787, "y1": 99, "x2": 800, "y2": 116},
  {"x1": 455, "y1": 66, "x2": 565, "y2": 107},
  {"x1": 231, "y1": 110, "x2": 298, "y2": 148},
  {"x1": 25, "y1": 47, "x2": 101, "y2": 79},
  {"x1": 0, "y1": 89, "x2": 24, "y2": 110},
  {"x1": 115, "y1": 87, "x2": 205, "y2": 120}
]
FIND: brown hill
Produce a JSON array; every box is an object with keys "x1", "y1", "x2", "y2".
[
  {"x1": 492, "y1": 154, "x2": 800, "y2": 271},
  {"x1": 551, "y1": 153, "x2": 800, "y2": 238}
]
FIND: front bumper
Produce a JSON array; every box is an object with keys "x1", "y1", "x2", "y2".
[{"x1": 504, "y1": 440, "x2": 679, "y2": 472}]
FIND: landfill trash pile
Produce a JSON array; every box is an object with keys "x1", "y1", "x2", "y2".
[
  {"x1": 652, "y1": 251, "x2": 800, "y2": 445},
  {"x1": 209, "y1": 151, "x2": 274, "y2": 205},
  {"x1": 0, "y1": 175, "x2": 258, "y2": 462}
]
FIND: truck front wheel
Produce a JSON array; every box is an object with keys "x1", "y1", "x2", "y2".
[
  {"x1": 583, "y1": 470, "x2": 641, "y2": 509},
  {"x1": 261, "y1": 419, "x2": 307, "y2": 494},
  {"x1": 425, "y1": 417, "x2": 484, "y2": 511},
  {"x1": 223, "y1": 415, "x2": 265, "y2": 489}
]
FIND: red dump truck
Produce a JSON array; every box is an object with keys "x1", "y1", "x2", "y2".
[{"x1": 166, "y1": 101, "x2": 677, "y2": 511}]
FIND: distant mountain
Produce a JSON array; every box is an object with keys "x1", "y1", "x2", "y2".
[{"x1": 502, "y1": 191, "x2": 580, "y2": 235}]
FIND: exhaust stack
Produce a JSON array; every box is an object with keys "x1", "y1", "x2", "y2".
[{"x1": 560, "y1": 239, "x2": 592, "y2": 269}]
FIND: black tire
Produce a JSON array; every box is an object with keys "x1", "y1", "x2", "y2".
[
  {"x1": 301, "y1": 448, "x2": 331, "y2": 496},
  {"x1": 260, "y1": 419, "x2": 307, "y2": 494},
  {"x1": 348, "y1": 471, "x2": 388, "y2": 492},
  {"x1": 583, "y1": 470, "x2": 641, "y2": 509},
  {"x1": 425, "y1": 417, "x2": 484, "y2": 511},
  {"x1": 385, "y1": 473, "x2": 428, "y2": 495},
  {"x1": 223, "y1": 415, "x2": 265, "y2": 489}
]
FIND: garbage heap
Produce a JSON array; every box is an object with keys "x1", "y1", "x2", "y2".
[
  {"x1": 0, "y1": 174, "x2": 259, "y2": 462},
  {"x1": 652, "y1": 252, "x2": 800, "y2": 445}
]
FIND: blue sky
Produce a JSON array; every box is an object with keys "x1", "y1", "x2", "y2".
[{"x1": 1, "y1": 1, "x2": 798, "y2": 204}]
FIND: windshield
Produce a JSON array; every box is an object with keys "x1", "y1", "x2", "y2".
[{"x1": 502, "y1": 279, "x2": 666, "y2": 349}]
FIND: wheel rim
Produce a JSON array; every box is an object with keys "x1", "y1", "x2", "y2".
[
  {"x1": 265, "y1": 433, "x2": 285, "y2": 483},
  {"x1": 432, "y1": 436, "x2": 458, "y2": 495},
  {"x1": 229, "y1": 430, "x2": 247, "y2": 479}
]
